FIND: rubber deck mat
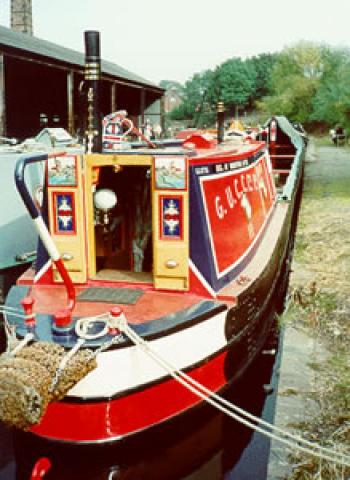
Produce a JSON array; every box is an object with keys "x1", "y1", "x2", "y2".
[{"x1": 77, "y1": 287, "x2": 144, "y2": 304}]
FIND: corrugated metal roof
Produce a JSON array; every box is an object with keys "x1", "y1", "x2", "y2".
[{"x1": 0, "y1": 25, "x2": 162, "y2": 91}]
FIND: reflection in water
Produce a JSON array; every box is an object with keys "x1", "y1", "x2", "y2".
[{"x1": 2, "y1": 323, "x2": 281, "y2": 480}]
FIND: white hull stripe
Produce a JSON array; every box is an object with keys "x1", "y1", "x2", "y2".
[{"x1": 69, "y1": 309, "x2": 228, "y2": 398}]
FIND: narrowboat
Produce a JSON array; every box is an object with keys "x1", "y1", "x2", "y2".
[
  {"x1": 0, "y1": 150, "x2": 42, "y2": 302},
  {"x1": 18, "y1": 323, "x2": 279, "y2": 479},
  {"x1": 1, "y1": 32, "x2": 305, "y2": 448},
  {"x1": 0, "y1": 128, "x2": 78, "y2": 304}
]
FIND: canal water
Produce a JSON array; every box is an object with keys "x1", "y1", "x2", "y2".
[{"x1": 0, "y1": 322, "x2": 282, "y2": 480}]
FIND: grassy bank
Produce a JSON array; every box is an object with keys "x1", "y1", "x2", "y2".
[{"x1": 281, "y1": 139, "x2": 350, "y2": 479}]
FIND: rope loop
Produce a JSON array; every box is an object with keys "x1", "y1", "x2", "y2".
[{"x1": 75, "y1": 316, "x2": 109, "y2": 340}]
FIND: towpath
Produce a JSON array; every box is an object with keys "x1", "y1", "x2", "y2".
[{"x1": 267, "y1": 138, "x2": 350, "y2": 479}]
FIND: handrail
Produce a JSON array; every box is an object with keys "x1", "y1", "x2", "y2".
[
  {"x1": 14, "y1": 152, "x2": 76, "y2": 327},
  {"x1": 279, "y1": 148, "x2": 303, "y2": 201}
]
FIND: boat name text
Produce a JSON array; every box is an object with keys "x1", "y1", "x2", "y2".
[
  {"x1": 194, "y1": 159, "x2": 250, "y2": 176},
  {"x1": 215, "y1": 159, "x2": 249, "y2": 173},
  {"x1": 215, "y1": 169, "x2": 265, "y2": 220}
]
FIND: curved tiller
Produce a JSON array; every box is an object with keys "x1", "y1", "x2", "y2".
[{"x1": 14, "y1": 152, "x2": 76, "y2": 328}]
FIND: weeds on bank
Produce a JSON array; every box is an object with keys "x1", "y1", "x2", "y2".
[
  {"x1": 312, "y1": 135, "x2": 350, "y2": 149},
  {"x1": 312, "y1": 136, "x2": 333, "y2": 147},
  {"x1": 294, "y1": 233, "x2": 309, "y2": 260},
  {"x1": 281, "y1": 283, "x2": 350, "y2": 479},
  {"x1": 287, "y1": 458, "x2": 349, "y2": 480}
]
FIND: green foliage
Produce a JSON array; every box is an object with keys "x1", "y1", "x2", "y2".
[
  {"x1": 258, "y1": 41, "x2": 324, "y2": 124},
  {"x1": 163, "y1": 41, "x2": 350, "y2": 130},
  {"x1": 214, "y1": 57, "x2": 257, "y2": 115},
  {"x1": 311, "y1": 48, "x2": 350, "y2": 128},
  {"x1": 167, "y1": 55, "x2": 273, "y2": 126},
  {"x1": 258, "y1": 42, "x2": 350, "y2": 129},
  {"x1": 247, "y1": 53, "x2": 278, "y2": 98},
  {"x1": 169, "y1": 70, "x2": 216, "y2": 126}
]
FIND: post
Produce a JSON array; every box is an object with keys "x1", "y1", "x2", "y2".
[
  {"x1": 217, "y1": 101, "x2": 225, "y2": 144},
  {"x1": 111, "y1": 82, "x2": 117, "y2": 112},
  {"x1": 269, "y1": 118, "x2": 277, "y2": 169},
  {"x1": 84, "y1": 30, "x2": 102, "y2": 153},
  {"x1": 140, "y1": 88, "x2": 146, "y2": 129},
  {"x1": 160, "y1": 95, "x2": 166, "y2": 139},
  {"x1": 0, "y1": 54, "x2": 6, "y2": 137},
  {"x1": 67, "y1": 70, "x2": 75, "y2": 135}
]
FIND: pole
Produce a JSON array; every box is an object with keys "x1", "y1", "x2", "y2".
[
  {"x1": 67, "y1": 70, "x2": 75, "y2": 135},
  {"x1": 217, "y1": 101, "x2": 225, "y2": 144},
  {"x1": 84, "y1": 30, "x2": 102, "y2": 153}
]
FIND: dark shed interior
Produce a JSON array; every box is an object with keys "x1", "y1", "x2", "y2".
[
  {"x1": 0, "y1": 25, "x2": 164, "y2": 140},
  {"x1": 5, "y1": 56, "x2": 69, "y2": 138}
]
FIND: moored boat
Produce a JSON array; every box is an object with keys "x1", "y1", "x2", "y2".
[
  {"x1": 1, "y1": 31, "x2": 305, "y2": 448},
  {"x1": 14, "y1": 324, "x2": 279, "y2": 478},
  {"x1": 0, "y1": 150, "x2": 42, "y2": 303},
  {"x1": 0, "y1": 128, "x2": 79, "y2": 305}
]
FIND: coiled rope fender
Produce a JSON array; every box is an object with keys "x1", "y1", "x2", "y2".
[{"x1": 114, "y1": 317, "x2": 350, "y2": 467}]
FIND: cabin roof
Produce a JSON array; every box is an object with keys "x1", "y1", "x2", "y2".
[{"x1": 0, "y1": 25, "x2": 163, "y2": 91}]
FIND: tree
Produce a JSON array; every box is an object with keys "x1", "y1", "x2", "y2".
[
  {"x1": 169, "y1": 70, "x2": 216, "y2": 126},
  {"x1": 170, "y1": 58, "x2": 258, "y2": 126},
  {"x1": 311, "y1": 47, "x2": 350, "y2": 128},
  {"x1": 258, "y1": 42, "x2": 324, "y2": 124},
  {"x1": 247, "y1": 53, "x2": 278, "y2": 100},
  {"x1": 214, "y1": 58, "x2": 257, "y2": 115}
]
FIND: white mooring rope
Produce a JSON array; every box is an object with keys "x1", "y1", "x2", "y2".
[
  {"x1": 116, "y1": 319, "x2": 350, "y2": 467},
  {"x1": 0, "y1": 305, "x2": 29, "y2": 352},
  {"x1": 0, "y1": 305, "x2": 27, "y2": 319},
  {"x1": 1, "y1": 305, "x2": 348, "y2": 466},
  {"x1": 8, "y1": 333, "x2": 34, "y2": 356}
]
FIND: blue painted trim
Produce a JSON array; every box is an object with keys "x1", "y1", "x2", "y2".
[{"x1": 15, "y1": 153, "x2": 48, "y2": 219}]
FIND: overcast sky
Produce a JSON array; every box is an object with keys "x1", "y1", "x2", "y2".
[{"x1": 1, "y1": 0, "x2": 350, "y2": 85}]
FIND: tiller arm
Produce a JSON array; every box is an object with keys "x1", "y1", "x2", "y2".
[{"x1": 15, "y1": 152, "x2": 76, "y2": 327}]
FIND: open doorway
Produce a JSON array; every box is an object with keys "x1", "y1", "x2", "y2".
[{"x1": 93, "y1": 164, "x2": 153, "y2": 283}]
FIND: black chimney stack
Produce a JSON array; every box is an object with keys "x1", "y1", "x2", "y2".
[
  {"x1": 217, "y1": 101, "x2": 225, "y2": 144},
  {"x1": 84, "y1": 30, "x2": 102, "y2": 153}
]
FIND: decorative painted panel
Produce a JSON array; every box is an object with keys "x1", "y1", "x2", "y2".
[
  {"x1": 154, "y1": 156, "x2": 187, "y2": 190},
  {"x1": 48, "y1": 155, "x2": 77, "y2": 186},
  {"x1": 159, "y1": 196, "x2": 183, "y2": 240},
  {"x1": 53, "y1": 192, "x2": 76, "y2": 234}
]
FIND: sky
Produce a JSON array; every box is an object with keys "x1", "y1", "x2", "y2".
[{"x1": 1, "y1": 0, "x2": 350, "y2": 85}]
